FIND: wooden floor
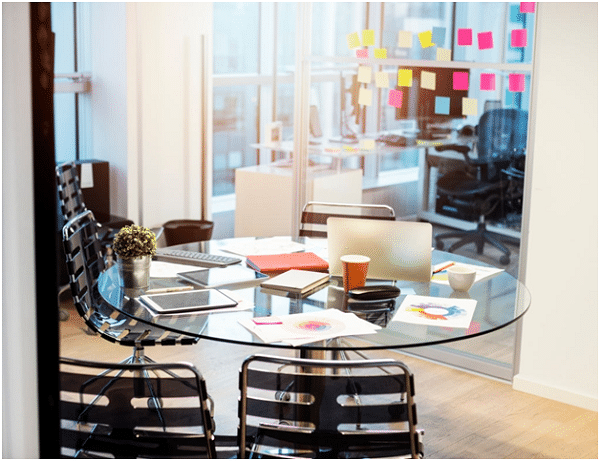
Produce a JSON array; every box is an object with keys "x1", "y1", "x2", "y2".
[{"x1": 60, "y1": 298, "x2": 597, "y2": 459}]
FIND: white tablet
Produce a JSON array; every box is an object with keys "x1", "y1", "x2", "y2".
[{"x1": 140, "y1": 288, "x2": 238, "y2": 315}]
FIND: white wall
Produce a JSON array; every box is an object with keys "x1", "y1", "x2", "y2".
[
  {"x1": 1, "y1": 3, "x2": 40, "y2": 458},
  {"x1": 126, "y1": 2, "x2": 213, "y2": 228},
  {"x1": 514, "y1": 2, "x2": 598, "y2": 411}
]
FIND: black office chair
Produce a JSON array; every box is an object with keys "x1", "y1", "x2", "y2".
[
  {"x1": 59, "y1": 357, "x2": 223, "y2": 458},
  {"x1": 433, "y1": 108, "x2": 528, "y2": 265},
  {"x1": 299, "y1": 201, "x2": 396, "y2": 239},
  {"x1": 61, "y1": 209, "x2": 200, "y2": 365},
  {"x1": 238, "y1": 354, "x2": 424, "y2": 459}
]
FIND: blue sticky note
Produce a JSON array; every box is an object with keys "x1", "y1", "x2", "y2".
[
  {"x1": 432, "y1": 27, "x2": 445, "y2": 46},
  {"x1": 435, "y1": 96, "x2": 450, "y2": 115},
  {"x1": 510, "y1": 4, "x2": 524, "y2": 23}
]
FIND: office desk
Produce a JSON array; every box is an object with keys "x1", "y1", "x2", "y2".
[{"x1": 98, "y1": 238, "x2": 530, "y2": 353}]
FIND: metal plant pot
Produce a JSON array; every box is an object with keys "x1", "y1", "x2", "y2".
[{"x1": 117, "y1": 255, "x2": 151, "y2": 296}]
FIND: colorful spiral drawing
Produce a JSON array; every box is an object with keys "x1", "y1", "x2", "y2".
[{"x1": 407, "y1": 303, "x2": 466, "y2": 321}]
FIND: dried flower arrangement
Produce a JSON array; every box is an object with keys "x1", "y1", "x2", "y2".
[{"x1": 112, "y1": 225, "x2": 157, "y2": 259}]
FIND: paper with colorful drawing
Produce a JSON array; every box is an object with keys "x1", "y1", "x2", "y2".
[{"x1": 393, "y1": 294, "x2": 477, "y2": 329}]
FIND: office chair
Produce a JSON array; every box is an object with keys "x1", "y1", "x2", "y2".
[
  {"x1": 59, "y1": 357, "x2": 221, "y2": 458},
  {"x1": 299, "y1": 201, "x2": 396, "y2": 239},
  {"x1": 61, "y1": 210, "x2": 201, "y2": 365},
  {"x1": 433, "y1": 108, "x2": 528, "y2": 265},
  {"x1": 238, "y1": 354, "x2": 424, "y2": 459}
]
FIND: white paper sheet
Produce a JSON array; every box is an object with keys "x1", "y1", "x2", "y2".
[
  {"x1": 221, "y1": 237, "x2": 307, "y2": 256},
  {"x1": 392, "y1": 294, "x2": 477, "y2": 329},
  {"x1": 430, "y1": 261, "x2": 504, "y2": 285}
]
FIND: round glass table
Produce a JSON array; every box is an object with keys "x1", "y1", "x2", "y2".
[{"x1": 98, "y1": 238, "x2": 530, "y2": 352}]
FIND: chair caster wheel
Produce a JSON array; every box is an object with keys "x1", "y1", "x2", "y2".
[
  {"x1": 500, "y1": 255, "x2": 510, "y2": 265},
  {"x1": 435, "y1": 240, "x2": 444, "y2": 250}
]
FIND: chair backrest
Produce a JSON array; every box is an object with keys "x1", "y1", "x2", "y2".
[
  {"x1": 59, "y1": 357, "x2": 216, "y2": 458},
  {"x1": 299, "y1": 201, "x2": 396, "y2": 238},
  {"x1": 238, "y1": 354, "x2": 422, "y2": 459},
  {"x1": 476, "y1": 108, "x2": 528, "y2": 164},
  {"x1": 56, "y1": 162, "x2": 88, "y2": 223},
  {"x1": 61, "y1": 210, "x2": 199, "y2": 348}
]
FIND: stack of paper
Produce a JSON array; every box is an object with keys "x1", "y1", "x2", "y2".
[
  {"x1": 239, "y1": 309, "x2": 380, "y2": 346},
  {"x1": 260, "y1": 269, "x2": 329, "y2": 294}
]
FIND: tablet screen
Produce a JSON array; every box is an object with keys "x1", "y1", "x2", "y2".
[{"x1": 140, "y1": 289, "x2": 238, "y2": 314}]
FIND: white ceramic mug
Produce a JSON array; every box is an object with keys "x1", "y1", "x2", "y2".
[{"x1": 447, "y1": 265, "x2": 477, "y2": 292}]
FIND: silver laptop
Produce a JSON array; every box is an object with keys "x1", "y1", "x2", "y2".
[{"x1": 327, "y1": 217, "x2": 432, "y2": 282}]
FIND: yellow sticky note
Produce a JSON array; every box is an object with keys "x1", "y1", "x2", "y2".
[
  {"x1": 374, "y1": 48, "x2": 387, "y2": 59},
  {"x1": 347, "y1": 32, "x2": 360, "y2": 49},
  {"x1": 357, "y1": 65, "x2": 372, "y2": 84},
  {"x1": 358, "y1": 87, "x2": 372, "y2": 106},
  {"x1": 398, "y1": 30, "x2": 413, "y2": 48},
  {"x1": 375, "y1": 71, "x2": 389, "y2": 88},
  {"x1": 418, "y1": 30, "x2": 434, "y2": 48},
  {"x1": 462, "y1": 98, "x2": 478, "y2": 116},
  {"x1": 362, "y1": 29, "x2": 375, "y2": 46},
  {"x1": 437, "y1": 48, "x2": 452, "y2": 61},
  {"x1": 421, "y1": 71, "x2": 436, "y2": 90},
  {"x1": 398, "y1": 69, "x2": 413, "y2": 87},
  {"x1": 360, "y1": 139, "x2": 376, "y2": 150}
]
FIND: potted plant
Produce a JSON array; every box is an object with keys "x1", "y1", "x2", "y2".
[{"x1": 112, "y1": 224, "x2": 157, "y2": 293}]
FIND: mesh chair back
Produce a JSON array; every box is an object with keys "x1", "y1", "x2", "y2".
[
  {"x1": 238, "y1": 354, "x2": 423, "y2": 459},
  {"x1": 56, "y1": 162, "x2": 87, "y2": 223},
  {"x1": 476, "y1": 108, "x2": 528, "y2": 163},
  {"x1": 299, "y1": 201, "x2": 396, "y2": 239},
  {"x1": 59, "y1": 357, "x2": 216, "y2": 458},
  {"x1": 61, "y1": 210, "x2": 198, "y2": 348}
]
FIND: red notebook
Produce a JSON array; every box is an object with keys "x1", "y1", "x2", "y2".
[{"x1": 246, "y1": 252, "x2": 329, "y2": 274}]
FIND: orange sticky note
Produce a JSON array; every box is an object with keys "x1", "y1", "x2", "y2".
[{"x1": 398, "y1": 69, "x2": 413, "y2": 87}]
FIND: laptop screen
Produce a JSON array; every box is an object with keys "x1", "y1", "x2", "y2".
[{"x1": 327, "y1": 217, "x2": 432, "y2": 282}]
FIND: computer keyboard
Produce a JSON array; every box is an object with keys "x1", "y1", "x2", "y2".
[{"x1": 154, "y1": 249, "x2": 242, "y2": 268}]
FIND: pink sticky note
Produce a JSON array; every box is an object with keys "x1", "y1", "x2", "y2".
[
  {"x1": 388, "y1": 89, "x2": 403, "y2": 108},
  {"x1": 457, "y1": 28, "x2": 472, "y2": 46},
  {"x1": 511, "y1": 29, "x2": 527, "y2": 47},
  {"x1": 453, "y1": 71, "x2": 469, "y2": 91},
  {"x1": 509, "y1": 73, "x2": 525, "y2": 92},
  {"x1": 478, "y1": 31, "x2": 493, "y2": 50},
  {"x1": 520, "y1": 2, "x2": 535, "y2": 13},
  {"x1": 356, "y1": 48, "x2": 369, "y2": 59},
  {"x1": 480, "y1": 73, "x2": 496, "y2": 91}
]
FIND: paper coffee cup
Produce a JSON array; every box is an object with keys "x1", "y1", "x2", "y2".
[{"x1": 340, "y1": 255, "x2": 370, "y2": 292}]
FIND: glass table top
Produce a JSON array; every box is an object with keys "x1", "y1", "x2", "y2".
[{"x1": 98, "y1": 238, "x2": 530, "y2": 351}]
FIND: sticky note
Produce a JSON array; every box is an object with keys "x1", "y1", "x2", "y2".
[
  {"x1": 398, "y1": 69, "x2": 413, "y2": 87},
  {"x1": 362, "y1": 29, "x2": 375, "y2": 46},
  {"x1": 510, "y1": 4, "x2": 524, "y2": 22},
  {"x1": 435, "y1": 96, "x2": 450, "y2": 115},
  {"x1": 80, "y1": 163, "x2": 94, "y2": 188},
  {"x1": 509, "y1": 73, "x2": 525, "y2": 92},
  {"x1": 356, "y1": 48, "x2": 369, "y2": 59},
  {"x1": 480, "y1": 73, "x2": 496, "y2": 91},
  {"x1": 357, "y1": 65, "x2": 372, "y2": 84},
  {"x1": 347, "y1": 32, "x2": 360, "y2": 49},
  {"x1": 375, "y1": 71, "x2": 389, "y2": 88},
  {"x1": 432, "y1": 27, "x2": 446, "y2": 46},
  {"x1": 462, "y1": 98, "x2": 478, "y2": 116},
  {"x1": 457, "y1": 28, "x2": 472, "y2": 46},
  {"x1": 421, "y1": 71, "x2": 436, "y2": 90},
  {"x1": 436, "y1": 48, "x2": 451, "y2": 61},
  {"x1": 388, "y1": 89, "x2": 403, "y2": 108},
  {"x1": 358, "y1": 87, "x2": 372, "y2": 106},
  {"x1": 478, "y1": 31, "x2": 493, "y2": 50},
  {"x1": 374, "y1": 48, "x2": 387, "y2": 59},
  {"x1": 418, "y1": 30, "x2": 434, "y2": 48},
  {"x1": 520, "y1": 2, "x2": 535, "y2": 13},
  {"x1": 360, "y1": 139, "x2": 376, "y2": 150},
  {"x1": 398, "y1": 30, "x2": 413, "y2": 48},
  {"x1": 511, "y1": 29, "x2": 527, "y2": 47},
  {"x1": 453, "y1": 71, "x2": 469, "y2": 91}
]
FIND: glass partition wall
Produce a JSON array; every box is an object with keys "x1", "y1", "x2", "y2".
[{"x1": 213, "y1": 2, "x2": 535, "y2": 381}]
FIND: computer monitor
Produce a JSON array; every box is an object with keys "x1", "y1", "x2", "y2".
[{"x1": 395, "y1": 66, "x2": 469, "y2": 139}]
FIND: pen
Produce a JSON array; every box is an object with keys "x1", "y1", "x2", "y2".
[
  {"x1": 145, "y1": 285, "x2": 194, "y2": 294},
  {"x1": 432, "y1": 262, "x2": 455, "y2": 275}
]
